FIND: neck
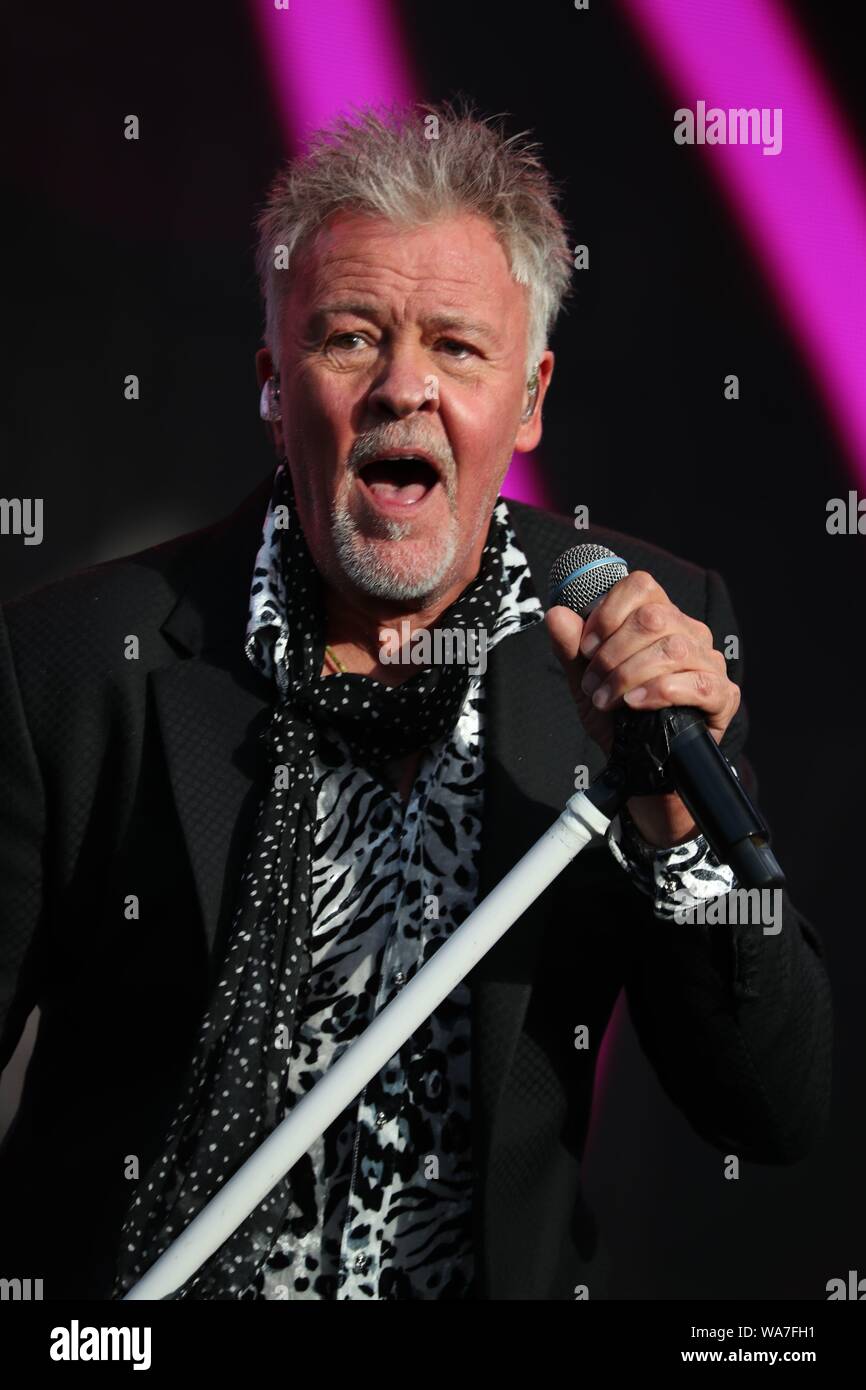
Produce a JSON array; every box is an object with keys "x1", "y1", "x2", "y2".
[{"x1": 321, "y1": 565, "x2": 479, "y2": 684}]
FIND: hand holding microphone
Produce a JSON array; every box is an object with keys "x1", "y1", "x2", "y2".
[{"x1": 546, "y1": 544, "x2": 784, "y2": 889}]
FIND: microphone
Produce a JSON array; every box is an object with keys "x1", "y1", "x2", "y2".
[{"x1": 548, "y1": 544, "x2": 785, "y2": 891}]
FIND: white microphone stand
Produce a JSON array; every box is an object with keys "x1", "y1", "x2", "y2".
[{"x1": 123, "y1": 789, "x2": 610, "y2": 1300}]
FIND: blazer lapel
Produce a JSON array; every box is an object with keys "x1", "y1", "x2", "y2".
[
  {"x1": 151, "y1": 476, "x2": 274, "y2": 962},
  {"x1": 150, "y1": 660, "x2": 271, "y2": 962},
  {"x1": 472, "y1": 618, "x2": 601, "y2": 1130}
]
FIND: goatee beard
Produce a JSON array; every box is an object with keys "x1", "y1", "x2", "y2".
[{"x1": 330, "y1": 505, "x2": 460, "y2": 602}]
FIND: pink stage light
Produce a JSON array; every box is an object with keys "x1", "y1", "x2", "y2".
[
  {"x1": 249, "y1": 0, "x2": 415, "y2": 151},
  {"x1": 248, "y1": 0, "x2": 548, "y2": 505},
  {"x1": 620, "y1": 0, "x2": 866, "y2": 482},
  {"x1": 503, "y1": 450, "x2": 552, "y2": 508}
]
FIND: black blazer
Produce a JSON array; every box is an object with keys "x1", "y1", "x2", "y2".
[{"x1": 0, "y1": 476, "x2": 832, "y2": 1300}]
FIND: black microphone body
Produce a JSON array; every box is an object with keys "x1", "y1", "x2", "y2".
[{"x1": 549, "y1": 546, "x2": 785, "y2": 892}]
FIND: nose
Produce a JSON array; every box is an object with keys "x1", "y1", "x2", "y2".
[{"x1": 366, "y1": 341, "x2": 440, "y2": 420}]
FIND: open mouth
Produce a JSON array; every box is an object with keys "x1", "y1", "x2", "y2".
[{"x1": 357, "y1": 455, "x2": 441, "y2": 508}]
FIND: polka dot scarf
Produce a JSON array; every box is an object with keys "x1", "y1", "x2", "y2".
[{"x1": 112, "y1": 463, "x2": 510, "y2": 1299}]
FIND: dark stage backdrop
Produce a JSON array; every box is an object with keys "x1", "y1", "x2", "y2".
[{"x1": 3, "y1": 0, "x2": 864, "y2": 1300}]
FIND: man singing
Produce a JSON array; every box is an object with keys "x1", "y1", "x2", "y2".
[{"x1": 0, "y1": 102, "x2": 831, "y2": 1300}]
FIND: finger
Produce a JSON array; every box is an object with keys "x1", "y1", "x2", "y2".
[
  {"x1": 579, "y1": 570, "x2": 663, "y2": 656},
  {"x1": 583, "y1": 635, "x2": 723, "y2": 709},
  {"x1": 581, "y1": 600, "x2": 685, "y2": 687},
  {"x1": 545, "y1": 605, "x2": 585, "y2": 666},
  {"x1": 689, "y1": 617, "x2": 716, "y2": 649},
  {"x1": 621, "y1": 668, "x2": 740, "y2": 727}
]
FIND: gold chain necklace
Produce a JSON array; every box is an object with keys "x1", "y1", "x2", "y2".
[{"x1": 323, "y1": 644, "x2": 349, "y2": 674}]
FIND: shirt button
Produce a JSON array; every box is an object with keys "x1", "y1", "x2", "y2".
[
  {"x1": 353, "y1": 1253, "x2": 370, "y2": 1274},
  {"x1": 392, "y1": 971, "x2": 405, "y2": 987},
  {"x1": 375, "y1": 1110, "x2": 387, "y2": 1128}
]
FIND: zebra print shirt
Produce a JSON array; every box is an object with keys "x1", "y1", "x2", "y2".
[{"x1": 241, "y1": 496, "x2": 734, "y2": 1300}]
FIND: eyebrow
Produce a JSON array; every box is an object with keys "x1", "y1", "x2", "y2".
[
  {"x1": 310, "y1": 302, "x2": 499, "y2": 345},
  {"x1": 423, "y1": 312, "x2": 499, "y2": 345},
  {"x1": 314, "y1": 301, "x2": 380, "y2": 323}
]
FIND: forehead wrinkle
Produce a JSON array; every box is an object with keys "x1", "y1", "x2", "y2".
[
  {"x1": 307, "y1": 270, "x2": 516, "y2": 339},
  {"x1": 311, "y1": 259, "x2": 495, "y2": 298},
  {"x1": 295, "y1": 211, "x2": 519, "y2": 309}
]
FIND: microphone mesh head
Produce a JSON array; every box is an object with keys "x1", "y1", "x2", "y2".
[{"x1": 548, "y1": 543, "x2": 629, "y2": 617}]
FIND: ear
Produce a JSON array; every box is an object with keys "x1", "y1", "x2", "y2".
[
  {"x1": 514, "y1": 349, "x2": 555, "y2": 454},
  {"x1": 255, "y1": 347, "x2": 285, "y2": 456},
  {"x1": 255, "y1": 346, "x2": 273, "y2": 390}
]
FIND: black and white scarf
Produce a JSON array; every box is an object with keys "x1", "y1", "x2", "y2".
[{"x1": 112, "y1": 464, "x2": 512, "y2": 1299}]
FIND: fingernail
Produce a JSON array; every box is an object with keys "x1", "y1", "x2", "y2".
[
  {"x1": 581, "y1": 633, "x2": 600, "y2": 657},
  {"x1": 624, "y1": 686, "x2": 647, "y2": 706},
  {"x1": 592, "y1": 684, "x2": 610, "y2": 709},
  {"x1": 581, "y1": 671, "x2": 600, "y2": 696}
]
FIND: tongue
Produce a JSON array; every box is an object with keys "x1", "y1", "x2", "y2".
[
  {"x1": 367, "y1": 479, "x2": 428, "y2": 503},
  {"x1": 362, "y1": 457, "x2": 436, "y2": 504}
]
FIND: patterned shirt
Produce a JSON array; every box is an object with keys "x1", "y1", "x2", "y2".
[{"x1": 241, "y1": 493, "x2": 734, "y2": 1299}]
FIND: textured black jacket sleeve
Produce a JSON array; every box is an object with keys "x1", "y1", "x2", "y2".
[
  {"x1": 620, "y1": 568, "x2": 833, "y2": 1163},
  {"x1": 0, "y1": 604, "x2": 49, "y2": 1073}
]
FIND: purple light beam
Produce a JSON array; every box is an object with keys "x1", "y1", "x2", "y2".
[{"x1": 620, "y1": 0, "x2": 866, "y2": 481}]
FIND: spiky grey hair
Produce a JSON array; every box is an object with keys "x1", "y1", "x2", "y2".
[{"x1": 254, "y1": 98, "x2": 574, "y2": 380}]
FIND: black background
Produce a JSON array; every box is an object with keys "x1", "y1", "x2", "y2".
[{"x1": 3, "y1": 0, "x2": 864, "y2": 1299}]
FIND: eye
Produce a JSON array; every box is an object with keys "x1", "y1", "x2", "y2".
[
  {"x1": 326, "y1": 332, "x2": 369, "y2": 351},
  {"x1": 437, "y1": 338, "x2": 475, "y2": 359}
]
